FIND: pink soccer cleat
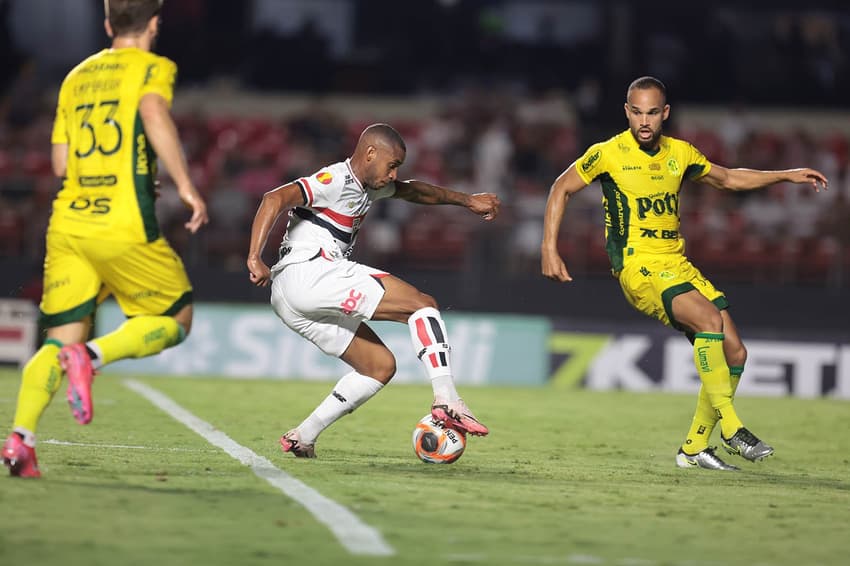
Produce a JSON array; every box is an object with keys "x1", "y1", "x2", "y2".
[
  {"x1": 2, "y1": 434, "x2": 41, "y2": 478},
  {"x1": 431, "y1": 398, "x2": 489, "y2": 436},
  {"x1": 59, "y1": 344, "x2": 95, "y2": 425}
]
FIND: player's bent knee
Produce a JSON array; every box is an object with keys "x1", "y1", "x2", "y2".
[
  {"x1": 415, "y1": 292, "x2": 438, "y2": 311},
  {"x1": 172, "y1": 305, "x2": 194, "y2": 338},
  {"x1": 693, "y1": 309, "x2": 723, "y2": 334},
  {"x1": 726, "y1": 341, "x2": 747, "y2": 367},
  {"x1": 365, "y1": 354, "x2": 397, "y2": 384}
]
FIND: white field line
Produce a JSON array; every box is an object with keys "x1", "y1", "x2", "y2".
[
  {"x1": 123, "y1": 378, "x2": 394, "y2": 557},
  {"x1": 42, "y1": 439, "x2": 218, "y2": 452}
]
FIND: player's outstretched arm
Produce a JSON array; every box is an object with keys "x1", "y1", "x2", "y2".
[
  {"x1": 700, "y1": 164, "x2": 829, "y2": 193},
  {"x1": 139, "y1": 93, "x2": 209, "y2": 233},
  {"x1": 246, "y1": 183, "x2": 305, "y2": 287},
  {"x1": 393, "y1": 180, "x2": 500, "y2": 220},
  {"x1": 541, "y1": 164, "x2": 588, "y2": 283}
]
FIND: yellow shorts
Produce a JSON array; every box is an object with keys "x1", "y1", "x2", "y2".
[
  {"x1": 617, "y1": 254, "x2": 728, "y2": 331},
  {"x1": 40, "y1": 232, "x2": 193, "y2": 328}
]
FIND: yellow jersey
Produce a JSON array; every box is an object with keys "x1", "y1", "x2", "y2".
[
  {"x1": 574, "y1": 130, "x2": 711, "y2": 272},
  {"x1": 50, "y1": 48, "x2": 177, "y2": 242}
]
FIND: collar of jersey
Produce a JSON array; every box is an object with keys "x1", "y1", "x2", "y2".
[
  {"x1": 345, "y1": 158, "x2": 364, "y2": 190},
  {"x1": 620, "y1": 130, "x2": 669, "y2": 160}
]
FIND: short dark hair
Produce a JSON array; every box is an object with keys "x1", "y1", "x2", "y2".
[
  {"x1": 105, "y1": 0, "x2": 162, "y2": 36},
  {"x1": 363, "y1": 123, "x2": 406, "y2": 153},
  {"x1": 627, "y1": 76, "x2": 667, "y2": 102}
]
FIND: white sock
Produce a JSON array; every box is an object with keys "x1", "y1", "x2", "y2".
[
  {"x1": 408, "y1": 307, "x2": 459, "y2": 403},
  {"x1": 86, "y1": 342, "x2": 104, "y2": 369},
  {"x1": 297, "y1": 371, "x2": 384, "y2": 444},
  {"x1": 13, "y1": 426, "x2": 36, "y2": 447}
]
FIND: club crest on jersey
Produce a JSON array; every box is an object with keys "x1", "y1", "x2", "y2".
[
  {"x1": 317, "y1": 171, "x2": 334, "y2": 185},
  {"x1": 667, "y1": 158, "x2": 681, "y2": 177}
]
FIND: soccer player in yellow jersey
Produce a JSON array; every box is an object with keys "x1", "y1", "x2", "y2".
[
  {"x1": 541, "y1": 76, "x2": 828, "y2": 471},
  {"x1": 2, "y1": 0, "x2": 208, "y2": 478}
]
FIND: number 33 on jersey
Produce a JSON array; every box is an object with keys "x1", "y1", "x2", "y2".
[{"x1": 50, "y1": 48, "x2": 177, "y2": 243}]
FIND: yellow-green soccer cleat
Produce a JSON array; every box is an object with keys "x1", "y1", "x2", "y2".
[
  {"x1": 722, "y1": 427, "x2": 774, "y2": 462},
  {"x1": 676, "y1": 447, "x2": 740, "y2": 471}
]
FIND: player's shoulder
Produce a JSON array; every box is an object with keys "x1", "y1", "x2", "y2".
[
  {"x1": 311, "y1": 161, "x2": 348, "y2": 187},
  {"x1": 62, "y1": 50, "x2": 108, "y2": 82},
  {"x1": 576, "y1": 132, "x2": 623, "y2": 177},
  {"x1": 63, "y1": 49, "x2": 176, "y2": 80},
  {"x1": 663, "y1": 134, "x2": 699, "y2": 153}
]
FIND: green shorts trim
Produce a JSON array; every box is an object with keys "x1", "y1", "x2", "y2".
[
  {"x1": 40, "y1": 296, "x2": 97, "y2": 328},
  {"x1": 661, "y1": 282, "x2": 695, "y2": 331},
  {"x1": 162, "y1": 290, "x2": 193, "y2": 317}
]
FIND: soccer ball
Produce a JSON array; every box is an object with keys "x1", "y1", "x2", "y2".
[{"x1": 412, "y1": 415, "x2": 466, "y2": 464}]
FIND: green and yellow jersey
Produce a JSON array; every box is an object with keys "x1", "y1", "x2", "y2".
[
  {"x1": 574, "y1": 130, "x2": 711, "y2": 272},
  {"x1": 50, "y1": 47, "x2": 177, "y2": 243}
]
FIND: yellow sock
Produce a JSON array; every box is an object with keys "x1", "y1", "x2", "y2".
[
  {"x1": 729, "y1": 365, "x2": 744, "y2": 397},
  {"x1": 682, "y1": 385, "x2": 717, "y2": 454},
  {"x1": 693, "y1": 332, "x2": 743, "y2": 439},
  {"x1": 91, "y1": 316, "x2": 184, "y2": 366},
  {"x1": 13, "y1": 339, "x2": 64, "y2": 433}
]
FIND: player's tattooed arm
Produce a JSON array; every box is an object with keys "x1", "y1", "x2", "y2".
[{"x1": 393, "y1": 180, "x2": 500, "y2": 220}]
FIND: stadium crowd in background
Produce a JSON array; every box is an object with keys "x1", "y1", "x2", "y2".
[
  {"x1": 1, "y1": 1, "x2": 849, "y2": 292},
  {"x1": 2, "y1": 89, "x2": 849, "y2": 287}
]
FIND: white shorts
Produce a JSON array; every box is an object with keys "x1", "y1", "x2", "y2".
[{"x1": 270, "y1": 256, "x2": 388, "y2": 357}]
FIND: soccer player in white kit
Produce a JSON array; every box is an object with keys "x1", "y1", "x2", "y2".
[{"x1": 246, "y1": 123, "x2": 501, "y2": 457}]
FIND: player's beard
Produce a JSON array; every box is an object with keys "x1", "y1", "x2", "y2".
[{"x1": 631, "y1": 125, "x2": 662, "y2": 151}]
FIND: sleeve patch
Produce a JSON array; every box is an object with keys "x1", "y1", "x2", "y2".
[{"x1": 581, "y1": 150, "x2": 602, "y2": 174}]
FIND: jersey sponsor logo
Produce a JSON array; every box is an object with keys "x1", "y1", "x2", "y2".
[
  {"x1": 79, "y1": 175, "x2": 117, "y2": 187},
  {"x1": 581, "y1": 150, "x2": 601, "y2": 173},
  {"x1": 143, "y1": 63, "x2": 158, "y2": 85},
  {"x1": 696, "y1": 345, "x2": 711, "y2": 372},
  {"x1": 622, "y1": 165, "x2": 641, "y2": 171},
  {"x1": 617, "y1": 143, "x2": 630, "y2": 153},
  {"x1": 136, "y1": 133, "x2": 149, "y2": 175},
  {"x1": 640, "y1": 228, "x2": 679, "y2": 239},
  {"x1": 667, "y1": 158, "x2": 681, "y2": 176},
  {"x1": 651, "y1": 175, "x2": 664, "y2": 181},
  {"x1": 659, "y1": 270, "x2": 676, "y2": 280},
  {"x1": 69, "y1": 197, "x2": 111, "y2": 215},
  {"x1": 340, "y1": 289, "x2": 364, "y2": 315},
  {"x1": 649, "y1": 163, "x2": 661, "y2": 171},
  {"x1": 317, "y1": 171, "x2": 334, "y2": 185},
  {"x1": 635, "y1": 192, "x2": 679, "y2": 219}
]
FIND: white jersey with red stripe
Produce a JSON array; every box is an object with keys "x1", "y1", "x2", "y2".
[{"x1": 272, "y1": 159, "x2": 396, "y2": 272}]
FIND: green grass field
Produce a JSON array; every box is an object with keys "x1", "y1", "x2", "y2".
[{"x1": 0, "y1": 368, "x2": 848, "y2": 566}]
